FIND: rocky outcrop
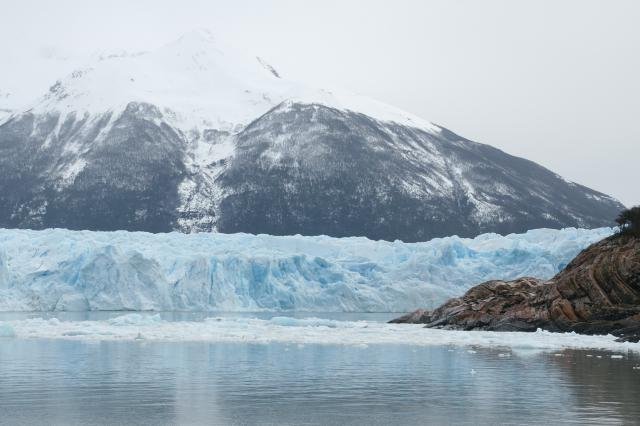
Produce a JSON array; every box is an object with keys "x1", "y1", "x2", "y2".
[{"x1": 391, "y1": 234, "x2": 640, "y2": 342}]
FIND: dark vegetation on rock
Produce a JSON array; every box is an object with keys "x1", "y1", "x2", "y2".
[
  {"x1": 616, "y1": 206, "x2": 640, "y2": 238},
  {"x1": 391, "y1": 215, "x2": 640, "y2": 342}
]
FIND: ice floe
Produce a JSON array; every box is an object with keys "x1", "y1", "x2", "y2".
[{"x1": 1, "y1": 315, "x2": 638, "y2": 353}]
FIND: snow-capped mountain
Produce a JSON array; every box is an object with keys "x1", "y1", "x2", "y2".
[
  {"x1": 0, "y1": 30, "x2": 624, "y2": 241},
  {"x1": 0, "y1": 91, "x2": 14, "y2": 122}
]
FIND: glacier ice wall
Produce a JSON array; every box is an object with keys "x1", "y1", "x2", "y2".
[{"x1": 0, "y1": 227, "x2": 613, "y2": 312}]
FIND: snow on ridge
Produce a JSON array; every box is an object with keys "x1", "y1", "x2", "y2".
[
  {"x1": 0, "y1": 90, "x2": 18, "y2": 124},
  {"x1": 20, "y1": 30, "x2": 439, "y2": 134},
  {"x1": 0, "y1": 226, "x2": 613, "y2": 312}
]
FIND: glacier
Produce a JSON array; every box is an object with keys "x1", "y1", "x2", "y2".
[{"x1": 0, "y1": 227, "x2": 613, "y2": 312}]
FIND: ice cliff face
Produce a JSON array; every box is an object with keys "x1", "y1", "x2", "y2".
[
  {"x1": 0, "y1": 227, "x2": 613, "y2": 312},
  {"x1": 0, "y1": 30, "x2": 624, "y2": 240}
]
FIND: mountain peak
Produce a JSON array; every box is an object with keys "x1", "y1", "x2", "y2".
[
  {"x1": 165, "y1": 28, "x2": 222, "y2": 54},
  {"x1": 180, "y1": 28, "x2": 217, "y2": 43},
  {"x1": 23, "y1": 30, "x2": 440, "y2": 133}
]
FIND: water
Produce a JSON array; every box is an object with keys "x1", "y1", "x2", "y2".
[{"x1": 1, "y1": 313, "x2": 639, "y2": 425}]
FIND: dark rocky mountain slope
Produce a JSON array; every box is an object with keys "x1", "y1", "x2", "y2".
[{"x1": 216, "y1": 102, "x2": 623, "y2": 241}]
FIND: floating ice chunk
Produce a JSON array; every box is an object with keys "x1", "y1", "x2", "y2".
[
  {"x1": 108, "y1": 313, "x2": 162, "y2": 326},
  {"x1": 0, "y1": 322, "x2": 15, "y2": 337},
  {"x1": 269, "y1": 316, "x2": 344, "y2": 328},
  {"x1": 62, "y1": 330, "x2": 90, "y2": 336}
]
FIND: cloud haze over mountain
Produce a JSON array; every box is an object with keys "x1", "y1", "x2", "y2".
[{"x1": 1, "y1": 0, "x2": 638, "y2": 206}]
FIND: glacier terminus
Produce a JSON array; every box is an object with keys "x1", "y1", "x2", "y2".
[{"x1": 0, "y1": 226, "x2": 613, "y2": 312}]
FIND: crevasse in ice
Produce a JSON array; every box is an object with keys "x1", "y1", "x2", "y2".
[{"x1": 0, "y1": 227, "x2": 613, "y2": 312}]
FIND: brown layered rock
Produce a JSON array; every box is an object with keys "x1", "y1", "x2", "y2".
[{"x1": 391, "y1": 234, "x2": 640, "y2": 342}]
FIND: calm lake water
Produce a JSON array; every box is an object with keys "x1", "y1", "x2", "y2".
[{"x1": 1, "y1": 313, "x2": 639, "y2": 425}]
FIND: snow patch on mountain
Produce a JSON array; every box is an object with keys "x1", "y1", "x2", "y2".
[
  {"x1": 0, "y1": 91, "x2": 15, "y2": 123},
  {"x1": 25, "y1": 29, "x2": 440, "y2": 135}
]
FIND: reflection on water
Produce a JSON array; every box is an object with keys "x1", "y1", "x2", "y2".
[{"x1": 0, "y1": 338, "x2": 639, "y2": 425}]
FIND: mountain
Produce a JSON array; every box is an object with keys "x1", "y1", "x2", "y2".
[{"x1": 0, "y1": 30, "x2": 624, "y2": 241}]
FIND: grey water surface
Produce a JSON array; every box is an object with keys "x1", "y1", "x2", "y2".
[{"x1": 0, "y1": 313, "x2": 639, "y2": 425}]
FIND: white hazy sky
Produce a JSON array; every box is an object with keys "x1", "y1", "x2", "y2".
[{"x1": 2, "y1": 0, "x2": 638, "y2": 206}]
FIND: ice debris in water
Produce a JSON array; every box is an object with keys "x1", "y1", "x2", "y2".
[
  {"x1": 2, "y1": 316, "x2": 640, "y2": 353},
  {"x1": 108, "y1": 313, "x2": 162, "y2": 326},
  {"x1": 269, "y1": 316, "x2": 345, "y2": 328},
  {"x1": 0, "y1": 227, "x2": 614, "y2": 312},
  {"x1": 0, "y1": 322, "x2": 16, "y2": 337}
]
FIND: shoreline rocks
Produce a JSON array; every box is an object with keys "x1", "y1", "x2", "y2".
[{"x1": 391, "y1": 235, "x2": 640, "y2": 342}]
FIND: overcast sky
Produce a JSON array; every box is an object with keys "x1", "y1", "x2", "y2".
[{"x1": 2, "y1": 0, "x2": 638, "y2": 206}]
